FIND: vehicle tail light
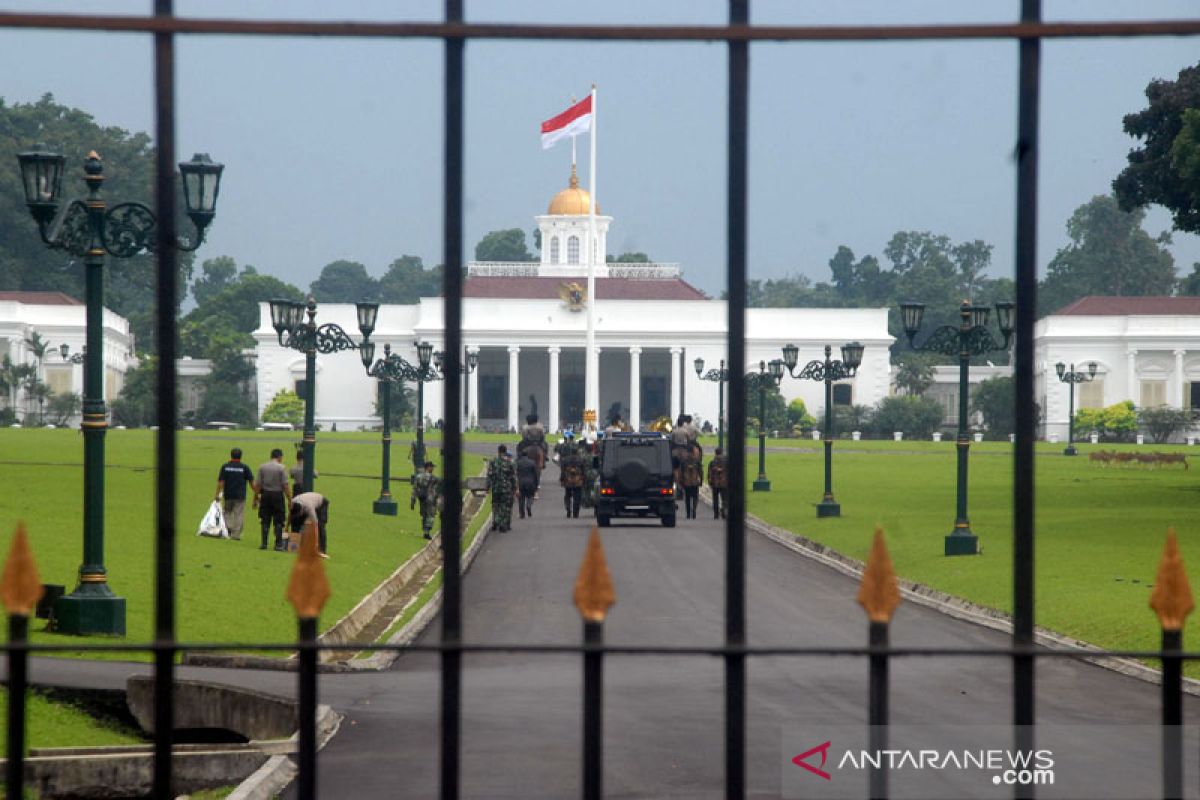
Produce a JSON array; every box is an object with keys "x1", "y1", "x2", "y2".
[
  {"x1": 600, "y1": 487, "x2": 614, "y2": 496},
  {"x1": 660, "y1": 488, "x2": 673, "y2": 495}
]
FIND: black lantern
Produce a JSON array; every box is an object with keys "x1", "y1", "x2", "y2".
[
  {"x1": 467, "y1": 350, "x2": 479, "y2": 372},
  {"x1": 969, "y1": 305, "x2": 991, "y2": 330},
  {"x1": 995, "y1": 301, "x2": 1016, "y2": 337},
  {"x1": 1088, "y1": 361, "x2": 1098, "y2": 378},
  {"x1": 841, "y1": 341, "x2": 865, "y2": 371},
  {"x1": 360, "y1": 340, "x2": 376, "y2": 369},
  {"x1": 59, "y1": 342, "x2": 70, "y2": 360},
  {"x1": 694, "y1": 356, "x2": 705, "y2": 377},
  {"x1": 178, "y1": 153, "x2": 224, "y2": 230},
  {"x1": 1055, "y1": 361, "x2": 1066, "y2": 379},
  {"x1": 781, "y1": 342, "x2": 800, "y2": 371},
  {"x1": 768, "y1": 358, "x2": 785, "y2": 382},
  {"x1": 17, "y1": 144, "x2": 66, "y2": 225},
  {"x1": 899, "y1": 302, "x2": 926, "y2": 338},
  {"x1": 269, "y1": 298, "x2": 291, "y2": 334},
  {"x1": 356, "y1": 301, "x2": 380, "y2": 339},
  {"x1": 417, "y1": 340, "x2": 434, "y2": 369}
]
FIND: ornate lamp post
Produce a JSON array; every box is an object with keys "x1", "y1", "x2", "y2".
[
  {"x1": 1055, "y1": 361, "x2": 1097, "y2": 456},
  {"x1": 16, "y1": 146, "x2": 223, "y2": 635},
  {"x1": 779, "y1": 342, "x2": 865, "y2": 517},
  {"x1": 749, "y1": 359, "x2": 785, "y2": 492},
  {"x1": 897, "y1": 299, "x2": 1015, "y2": 556},
  {"x1": 694, "y1": 356, "x2": 728, "y2": 450},
  {"x1": 269, "y1": 297, "x2": 379, "y2": 494}
]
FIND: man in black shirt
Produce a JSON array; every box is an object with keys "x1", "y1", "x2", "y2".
[{"x1": 215, "y1": 448, "x2": 255, "y2": 541}]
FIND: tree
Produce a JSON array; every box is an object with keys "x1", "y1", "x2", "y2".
[
  {"x1": 372, "y1": 382, "x2": 415, "y2": 430},
  {"x1": 191, "y1": 256, "x2": 239, "y2": 306},
  {"x1": 22, "y1": 331, "x2": 50, "y2": 420},
  {"x1": 0, "y1": 356, "x2": 33, "y2": 420},
  {"x1": 45, "y1": 391, "x2": 81, "y2": 427},
  {"x1": 1040, "y1": 195, "x2": 1176, "y2": 314},
  {"x1": 970, "y1": 376, "x2": 1016, "y2": 438},
  {"x1": 1138, "y1": 406, "x2": 1194, "y2": 443},
  {"x1": 261, "y1": 389, "x2": 305, "y2": 426},
  {"x1": 474, "y1": 229, "x2": 533, "y2": 262},
  {"x1": 1179, "y1": 263, "x2": 1200, "y2": 295},
  {"x1": 1114, "y1": 63, "x2": 1200, "y2": 234},
  {"x1": 180, "y1": 260, "x2": 303, "y2": 358},
  {"x1": 871, "y1": 395, "x2": 944, "y2": 439},
  {"x1": 309, "y1": 260, "x2": 379, "y2": 303},
  {"x1": 834, "y1": 404, "x2": 872, "y2": 434},
  {"x1": 607, "y1": 252, "x2": 652, "y2": 263},
  {"x1": 0, "y1": 94, "x2": 195, "y2": 353},
  {"x1": 1075, "y1": 401, "x2": 1138, "y2": 443},
  {"x1": 893, "y1": 356, "x2": 936, "y2": 396},
  {"x1": 197, "y1": 351, "x2": 256, "y2": 426},
  {"x1": 745, "y1": 380, "x2": 787, "y2": 434},
  {"x1": 379, "y1": 255, "x2": 442, "y2": 304},
  {"x1": 787, "y1": 398, "x2": 816, "y2": 431},
  {"x1": 110, "y1": 357, "x2": 160, "y2": 427}
]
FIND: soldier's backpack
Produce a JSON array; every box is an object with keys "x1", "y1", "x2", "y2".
[
  {"x1": 708, "y1": 460, "x2": 728, "y2": 489},
  {"x1": 562, "y1": 461, "x2": 584, "y2": 488},
  {"x1": 681, "y1": 459, "x2": 702, "y2": 488}
]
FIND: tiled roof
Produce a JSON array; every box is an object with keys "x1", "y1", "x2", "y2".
[
  {"x1": 0, "y1": 291, "x2": 83, "y2": 306},
  {"x1": 463, "y1": 276, "x2": 709, "y2": 301},
  {"x1": 1052, "y1": 296, "x2": 1200, "y2": 316}
]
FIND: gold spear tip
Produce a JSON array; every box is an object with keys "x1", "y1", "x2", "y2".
[
  {"x1": 1, "y1": 523, "x2": 44, "y2": 617},
  {"x1": 286, "y1": 519, "x2": 331, "y2": 620},
  {"x1": 857, "y1": 527, "x2": 901, "y2": 623},
  {"x1": 574, "y1": 527, "x2": 615, "y2": 623},
  {"x1": 1150, "y1": 528, "x2": 1194, "y2": 632}
]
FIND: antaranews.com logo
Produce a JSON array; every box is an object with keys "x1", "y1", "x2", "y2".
[{"x1": 791, "y1": 739, "x2": 1055, "y2": 788}]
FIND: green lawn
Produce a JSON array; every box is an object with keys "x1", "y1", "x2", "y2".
[
  {"x1": 0, "y1": 688, "x2": 145, "y2": 752},
  {"x1": 746, "y1": 440, "x2": 1200, "y2": 662},
  {"x1": 0, "y1": 429, "x2": 483, "y2": 658}
]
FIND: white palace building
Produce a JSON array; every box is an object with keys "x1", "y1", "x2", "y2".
[{"x1": 253, "y1": 172, "x2": 895, "y2": 432}]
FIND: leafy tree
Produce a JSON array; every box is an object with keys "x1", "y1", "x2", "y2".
[
  {"x1": 110, "y1": 357, "x2": 160, "y2": 427},
  {"x1": 0, "y1": 356, "x2": 33, "y2": 419},
  {"x1": 1179, "y1": 263, "x2": 1200, "y2": 295},
  {"x1": 970, "y1": 376, "x2": 1016, "y2": 438},
  {"x1": 262, "y1": 389, "x2": 305, "y2": 426},
  {"x1": 1114, "y1": 63, "x2": 1200, "y2": 234},
  {"x1": 197, "y1": 351, "x2": 256, "y2": 426},
  {"x1": 1138, "y1": 406, "x2": 1195, "y2": 443},
  {"x1": 745, "y1": 379, "x2": 787, "y2": 434},
  {"x1": 22, "y1": 331, "x2": 50, "y2": 419},
  {"x1": 834, "y1": 404, "x2": 873, "y2": 434},
  {"x1": 24, "y1": 379, "x2": 51, "y2": 426},
  {"x1": 0, "y1": 94, "x2": 195, "y2": 352},
  {"x1": 180, "y1": 260, "x2": 303, "y2": 358},
  {"x1": 1039, "y1": 195, "x2": 1176, "y2": 314},
  {"x1": 191, "y1": 256, "x2": 239, "y2": 306},
  {"x1": 607, "y1": 252, "x2": 652, "y2": 263},
  {"x1": 786, "y1": 398, "x2": 816, "y2": 430},
  {"x1": 893, "y1": 355, "x2": 936, "y2": 396},
  {"x1": 1075, "y1": 401, "x2": 1138, "y2": 442},
  {"x1": 45, "y1": 391, "x2": 81, "y2": 427},
  {"x1": 372, "y1": 382, "x2": 416, "y2": 430},
  {"x1": 474, "y1": 228, "x2": 533, "y2": 262},
  {"x1": 379, "y1": 255, "x2": 442, "y2": 304},
  {"x1": 871, "y1": 395, "x2": 944, "y2": 439},
  {"x1": 309, "y1": 260, "x2": 379, "y2": 303}
]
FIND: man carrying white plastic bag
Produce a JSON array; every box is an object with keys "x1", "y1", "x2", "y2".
[{"x1": 196, "y1": 500, "x2": 229, "y2": 538}]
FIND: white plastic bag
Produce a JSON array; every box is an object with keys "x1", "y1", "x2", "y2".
[{"x1": 197, "y1": 500, "x2": 229, "y2": 538}]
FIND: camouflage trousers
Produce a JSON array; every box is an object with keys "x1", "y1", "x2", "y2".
[
  {"x1": 418, "y1": 499, "x2": 438, "y2": 533},
  {"x1": 492, "y1": 494, "x2": 514, "y2": 530}
]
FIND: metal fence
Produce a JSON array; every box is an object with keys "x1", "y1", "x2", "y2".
[{"x1": 2, "y1": 3, "x2": 1200, "y2": 799}]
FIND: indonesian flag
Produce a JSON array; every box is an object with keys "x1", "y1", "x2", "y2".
[{"x1": 541, "y1": 96, "x2": 593, "y2": 150}]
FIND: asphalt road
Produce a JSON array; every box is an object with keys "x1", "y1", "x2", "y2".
[{"x1": 22, "y1": 455, "x2": 1199, "y2": 799}]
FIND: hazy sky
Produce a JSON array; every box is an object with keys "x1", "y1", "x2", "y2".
[{"x1": 2, "y1": 1, "x2": 1198, "y2": 300}]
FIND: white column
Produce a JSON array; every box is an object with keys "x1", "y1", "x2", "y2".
[
  {"x1": 507, "y1": 345, "x2": 520, "y2": 432},
  {"x1": 1175, "y1": 349, "x2": 1187, "y2": 409},
  {"x1": 1127, "y1": 349, "x2": 1139, "y2": 405},
  {"x1": 669, "y1": 347, "x2": 682, "y2": 422},
  {"x1": 467, "y1": 345, "x2": 480, "y2": 429},
  {"x1": 629, "y1": 346, "x2": 642, "y2": 430},
  {"x1": 548, "y1": 346, "x2": 561, "y2": 433}
]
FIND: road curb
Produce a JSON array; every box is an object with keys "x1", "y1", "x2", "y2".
[{"x1": 698, "y1": 487, "x2": 1200, "y2": 696}]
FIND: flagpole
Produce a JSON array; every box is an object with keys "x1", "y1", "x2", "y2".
[{"x1": 585, "y1": 84, "x2": 598, "y2": 433}]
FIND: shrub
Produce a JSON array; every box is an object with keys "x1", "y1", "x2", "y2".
[
  {"x1": 261, "y1": 389, "x2": 305, "y2": 426},
  {"x1": 787, "y1": 398, "x2": 816, "y2": 430},
  {"x1": 1138, "y1": 406, "x2": 1195, "y2": 443},
  {"x1": 834, "y1": 404, "x2": 872, "y2": 435},
  {"x1": 1076, "y1": 401, "x2": 1138, "y2": 442},
  {"x1": 870, "y1": 395, "x2": 944, "y2": 439}
]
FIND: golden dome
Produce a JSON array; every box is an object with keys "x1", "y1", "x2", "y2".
[{"x1": 547, "y1": 165, "x2": 599, "y2": 215}]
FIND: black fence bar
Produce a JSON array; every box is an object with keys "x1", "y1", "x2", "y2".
[
  {"x1": 297, "y1": 617, "x2": 318, "y2": 799},
  {"x1": 1162, "y1": 628, "x2": 1183, "y2": 800},
  {"x1": 152, "y1": 1, "x2": 179, "y2": 797},
  {"x1": 582, "y1": 621, "x2": 604, "y2": 800},
  {"x1": 725, "y1": 2, "x2": 749, "y2": 799},
  {"x1": 869, "y1": 621, "x2": 889, "y2": 800},
  {"x1": 3, "y1": 13, "x2": 1200, "y2": 41},
  {"x1": 6, "y1": 614, "x2": 28, "y2": 800},
  {"x1": 440, "y1": 0, "x2": 465, "y2": 798}
]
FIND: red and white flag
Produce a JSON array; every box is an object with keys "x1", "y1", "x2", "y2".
[{"x1": 540, "y1": 96, "x2": 593, "y2": 150}]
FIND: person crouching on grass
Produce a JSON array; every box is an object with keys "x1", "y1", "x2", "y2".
[{"x1": 290, "y1": 491, "x2": 330, "y2": 559}]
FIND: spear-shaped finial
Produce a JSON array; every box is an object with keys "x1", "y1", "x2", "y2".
[
  {"x1": 857, "y1": 527, "x2": 901, "y2": 624},
  {"x1": 574, "y1": 527, "x2": 615, "y2": 623},
  {"x1": 1150, "y1": 528, "x2": 1194, "y2": 632},
  {"x1": 1, "y1": 523, "x2": 44, "y2": 617},
  {"x1": 286, "y1": 520, "x2": 331, "y2": 620}
]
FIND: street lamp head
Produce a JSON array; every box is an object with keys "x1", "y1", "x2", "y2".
[
  {"x1": 994, "y1": 301, "x2": 1015, "y2": 337},
  {"x1": 1087, "y1": 361, "x2": 1098, "y2": 378},
  {"x1": 360, "y1": 340, "x2": 376, "y2": 369},
  {"x1": 694, "y1": 356, "x2": 704, "y2": 377},
  {"x1": 433, "y1": 350, "x2": 445, "y2": 371},
  {"x1": 16, "y1": 143, "x2": 66, "y2": 225},
  {"x1": 467, "y1": 349, "x2": 479, "y2": 372},
  {"x1": 768, "y1": 358, "x2": 785, "y2": 383},
  {"x1": 841, "y1": 341, "x2": 865, "y2": 371},
  {"x1": 355, "y1": 302, "x2": 380, "y2": 339},
  {"x1": 268, "y1": 298, "x2": 291, "y2": 334},
  {"x1": 59, "y1": 343, "x2": 70, "y2": 360},
  {"x1": 781, "y1": 342, "x2": 799, "y2": 371},
  {"x1": 178, "y1": 153, "x2": 224, "y2": 230},
  {"x1": 969, "y1": 305, "x2": 990, "y2": 330},
  {"x1": 1055, "y1": 361, "x2": 1066, "y2": 379},
  {"x1": 417, "y1": 340, "x2": 434, "y2": 369},
  {"x1": 898, "y1": 302, "x2": 925, "y2": 339}
]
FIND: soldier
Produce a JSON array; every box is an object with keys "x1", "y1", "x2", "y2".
[
  {"x1": 516, "y1": 448, "x2": 539, "y2": 518},
  {"x1": 707, "y1": 447, "x2": 729, "y2": 519},
  {"x1": 678, "y1": 450, "x2": 703, "y2": 519},
  {"x1": 410, "y1": 460, "x2": 440, "y2": 540},
  {"x1": 519, "y1": 413, "x2": 547, "y2": 473},
  {"x1": 487, "y1": 444, "x2": 519, "y2": 532},
  {"x1": 670, "y1": 415, "x2": 691, "y2": 468},
  {"x1": 559, "y1": 435, "x2": 586, "y2": 518}
]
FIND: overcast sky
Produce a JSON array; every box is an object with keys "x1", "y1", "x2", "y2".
[{"x1": 2, "y1": 1, "x2": 1198, "y2": 299}]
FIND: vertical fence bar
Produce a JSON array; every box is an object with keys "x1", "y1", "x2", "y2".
[
  {"x1": 6, "y1": 614, "x2": 28, "y2": 800},
  {"x1": 1150, "y1": 531, "x2": 1192, "y2": 800},
  {"x1": 574, "y1": 528, "x2": 615, "y2": 800},
  {"x1": 1012, "y1": 3, "x2": 1041, "y2": 797},
  {"x1": 152, "y1": 1, "x2": 179, "y2": 796},
  {"x1": 297, "y1": 616, "x2": 319, "y2": 799},
  {"x1": 441, "y1": 1, "x2": 465, "y2": 798},
  {"x1": 859, "y1": 529, "x2": 899, "y2": 800},
  {"x1": 725, "y1": 1, "x2": 749, "y2": 798}
]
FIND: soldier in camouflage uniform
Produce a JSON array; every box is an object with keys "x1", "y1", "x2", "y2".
[
  {"x1": 410, "y1": 460, "x2": 440, "y2": 539},
  {"x1": 487, "y1": 444, "x2": 519, "y2": 532},
  {"x1": 558, "y1": 435, "x2": 586, "y2": 518}
]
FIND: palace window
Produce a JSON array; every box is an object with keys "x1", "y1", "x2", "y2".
[
  {"x1": 550, "y1": 237, "x2": 560, "y2": 264},
  {"x1": 567, "y1": 235, "x2": 580, "y2": 265}
]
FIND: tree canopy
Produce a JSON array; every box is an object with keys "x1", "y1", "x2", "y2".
[
  {"x1": 0, "y1": 94, "x2": 195, "y2": 352},
  {"x1": 474, "y1": 228, "x2": 533, "y2": 262},
  {"x1": 1114, "y1": 62, "x2": 1200, "y2": 234},
  {"x1": 181, "y1": 257, "x2": 304, "y2": 359},
  {"x1": 309, "y1": 260, "x2": 380, "y2": 303},
  {"x1": 379, "y1": 255, "x2": 442, "y2": 304}
]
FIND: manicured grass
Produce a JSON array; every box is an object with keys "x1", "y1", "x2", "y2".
[
  {"x1": 0, "y1": 688, "x2": 145, "y2": 752},
  {"x1": 746, "y1": 440, "x2": 1200, "y2": 669},
  {"x1": 0, "y1": 429, "x2": 483, "y2": 659}
]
